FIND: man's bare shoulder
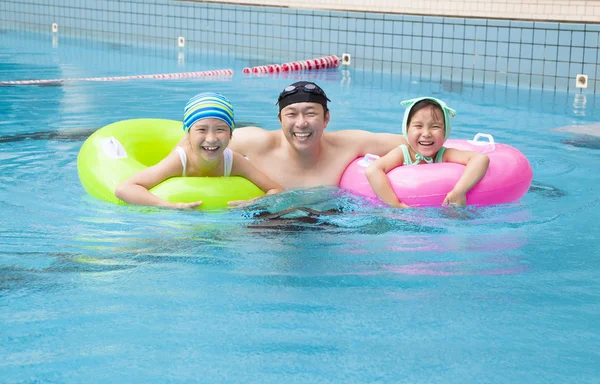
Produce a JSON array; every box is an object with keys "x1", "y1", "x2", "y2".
[{"x1": 231, "y1": 126, "x2": 279, "y2": 152}]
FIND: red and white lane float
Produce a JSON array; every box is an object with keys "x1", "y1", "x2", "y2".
[
  {"x1": 243, "y1": 55, "x2": 340, "y2": 75},
  {"x1": 0, "y1": 69, "x2": 234, "y2": 86}
]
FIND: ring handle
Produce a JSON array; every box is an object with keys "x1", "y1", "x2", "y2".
[
  {"x1": 357, "y1": 153, "x2": 380, "y2": 167},
  {"x1": 468, "y1": 133, "x2": 495, "y2": 146}
]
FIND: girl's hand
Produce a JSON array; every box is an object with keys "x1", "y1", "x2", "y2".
[
  {"x1": 442, "y1": 190, "x2": 466, "y2": 206},
  {"x1": 169, "y1": 201, "x2": 203, "y2": 209},
  {"x1": 391, "y1": 201, "x2": 409, "y2": 209}
]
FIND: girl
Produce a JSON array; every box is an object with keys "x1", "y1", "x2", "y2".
[
  {"x1": 115, "y1": 92, "x2": 283, "y2": 208},
  {"x1": 365, "y1": 97, "x2": 489, "y2": 208}
]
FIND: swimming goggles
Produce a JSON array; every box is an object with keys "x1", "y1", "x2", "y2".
[{"x1": 277, "y1": 83, "x2": 331, "y2": 104}]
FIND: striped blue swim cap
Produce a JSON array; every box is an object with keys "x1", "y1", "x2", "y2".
[{"x1": 183, "y1": 92, "x2": 235, "y2": 132}]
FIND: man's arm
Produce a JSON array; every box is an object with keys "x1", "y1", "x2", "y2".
[
  {"x1": 334, "y1": 130, "x2": 407, "y2": 157},
  {"x1": 229, "y1": 126, "x2": 275, "y2": 157}
]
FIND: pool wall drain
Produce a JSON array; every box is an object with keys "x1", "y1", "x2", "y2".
[
  {"x1": 243, "y1": 55, "x2": 340, "y2": 75},
  {"x1": 0, "y1": 69, "x2": 234, "y2": 86}
]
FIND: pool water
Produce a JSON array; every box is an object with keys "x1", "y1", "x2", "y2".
[{"x1": 1, "y1": 30, "x2": 599, "y2": 383}]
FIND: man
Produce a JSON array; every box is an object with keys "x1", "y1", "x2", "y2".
[{"x1": 229, "y1": 81, "x2": 407, "y2": 189}]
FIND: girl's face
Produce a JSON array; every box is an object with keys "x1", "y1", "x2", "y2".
[
  {"x1": 407, "y1": 105, "x2": 445, "y2": 159},
  {"x1": 187, "y1": 118, "x2": 232, "y2": 161}
]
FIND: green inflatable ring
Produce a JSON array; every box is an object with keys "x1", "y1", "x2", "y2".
[{"x1": 77, "y1": 118, "x2": 264, "y2": 210}]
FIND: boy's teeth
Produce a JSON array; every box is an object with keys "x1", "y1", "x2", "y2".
[{"x1": 295, "y1": 133, "x2": 310, "y2": 137}]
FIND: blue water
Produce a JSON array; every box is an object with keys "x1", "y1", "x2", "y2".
[{"x1": 1, "y1": 30, "x2": 600, "y2": 383}]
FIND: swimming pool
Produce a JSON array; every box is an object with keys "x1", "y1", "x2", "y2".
[{"x1": 1, "y1": 30, "x2": 599, "y2": 383}]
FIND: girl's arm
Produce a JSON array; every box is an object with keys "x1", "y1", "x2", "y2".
[
  {"x1": 365, "y1": 147, "x2": 408, "y2": 208},
  {"x1": 114, "y1": 151, "x2": 202, "y2": 209},
  {"x1": 442, "y1": 148, "x2": 490, "y2": 206},
  {"x1": 230, "y1": 152, "x2": 283, "y2": 195}
]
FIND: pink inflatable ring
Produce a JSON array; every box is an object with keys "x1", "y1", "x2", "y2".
[{"x1": 339, "y1": 133, "x2": 533, "y2": 207}]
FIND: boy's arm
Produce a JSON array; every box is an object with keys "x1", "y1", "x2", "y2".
[
  {"x1": 442, "y1": 148, "x2": 490, "y2": 206},
  {"x1": 365, "y1": 147, "x2": 408, "y2": 208}
]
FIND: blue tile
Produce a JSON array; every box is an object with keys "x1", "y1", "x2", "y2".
[
  {"x1": 356, "y1": 18, "x2": 365, "y2": 32},
  {"x1": 531, "y1": 59, "x2": 544, "y2": 74},
  {"x1": 473, "y1": 25, "x2": 485, "y2": 39},
  {"x1": 383, "y1": 33, "x2": 393, "y2": 47},
  {"x1": 520, "y1": 44, "x2": 533, "y2": 59},
  {"x1": 431, "y1": 51, "x2": 442, "y2": 65},
  {"x1": 452, "y1": 53, "x2": 463, "y2": 66},
  {"x1": 583, "y1": 63, "x2": 597, "y2": 77},
  {"x1": 586, "y1": 24, "x2": 600, "y2": 32},
  {"x1": 556, "y1": 61, "x2": 570, "y2": 77},
  {"x1": 509, "y1": 43, "x2": 520, "y2": 58},
  {"x1": 422, "y1": 37, "x2": 432, "y2": 50},
  {"x1": 488, "y1": 19, "x2": 509, "y2": 27},
  {"x1": 403, "y1": 22, "x2": 413, "y2": 35},
  {"x1": 422, "y1": 23, "x2": 433, "y2": 37},
  {"x1": 510, "y1": 28, "x2": 521, "y2": 43},
  {"x1": 558, "y1": 30, "x2": 572, "y2": 45},
  {"x1": 384, "y1": 20, "x2": 393, "y2": 34},
  {"x1": 498, "y1": 27, "x2": 509, "y2": 42},
  {"x1": 413, "y1": 22, "x2": 423, "y2": 36},
  {"x1": 464, "y1": 40, "x2": 475, "y2": 54},
  {"x1": 571, "y1": 47, "x2": 583, "y2": 62},
  {"x1": 374, "y1": 33, "x2": 384, "y2": 47},
  {"x1": 572, "y1": 31, "x2": 585, "y2": 47},
  {"x1": 518, "y1": 74, "x2": 531, "y2": 87},
  {"x1": 508, "y1": 58, "x2": 519, "y2": 72},
  {"x1": 374, "y1": 20, "x2": 383, "y2": 34},
  {"x1": 557, "y1": 46, "x2": 570, "y2": 60},
  {"x1": 560, "y1": 22, "x2": 585, "y2": 31},
  {"x1": 497, "y1": 57, "x2": 508, "y2": 71},
  {"x1": 485, "y1": 55, "x2": 496, "y2": 70},
  {"x1": 467, "y1": 18, "x2": 488, "y2": 26},
  {"x1": 433, "y1": 23, "x2": 443, "y2": 37},
  {"x1": 404, "y1": 15, "x2": 423, "y2": 22},
  {"x1": 584, "y1": 48, "x2": 598, "y2": 63},
  {"x1": 444, "y1": 17, "x2": 465, "y2": 25},
  {"x1": 442, "y1": 52, "x2": 453, "y2": 66},
  {"x1": 520, "y1": 58, "x2": 532, "y2": 73},
  {"x1": 521, "y1": 28, "x2": 533, "y2": 44},
  {"x1": 422, "y1": 50, "x2": 432, "y2": 65},
  {"x1": 392, "y1": 34, "x2": 403, "y2": 48},
  {"x1": 385, "y1": 14, "x2": 403, "y2": 21},
  {"x1": 412, "y1": 50, "x2": 422, "y2": 64},
  {"x1": 392, "y1": 48, "x2": 403, "y2": 61},
  {"x1": 454, "y1": 25, "x2": 465, "y2": 39},
  {"x1": 464, "y1": 25, "x2": 475, "y2": 40},
  {"x1": 530, "y1": 75, "x2": 543, "y2": 88},
  {"x1": 474, "y1": 55, "x2": 485, "y2": 70},
  {"x1": 475, "y1": 40, "x2": 485, "y2": 54},
  {"x1": 413, "y1": 36, "x2": 422, "y2": 49},
  {"x1": 497, "y1": 42, "x2": 509, "y2": 56},
  {"x1": 382, "y1": 47, "x2": 392, "y2": 61},
  {"x1": 570, "y1": 62, "x2": 584, "y2": 75},
  {"x1": 330, "y1": 16, "x2": 341, "y2": 30},
  {"x1": 393, "y1": 20, "x2": 403, "y2": 34},
  {"x1": 532, "y1": 44, "x2": 545, "y2": 59},
  {"x1": 366, "y1": 32, "x2": 375, "y2": 45},
  {"x1": 584, "y1": 31, "x2": 599, "y2": 47},
  {"x1": 453, "y1": 39, "x2": 463, "y2": 53},
  {"x1": 442, "y1": 37, "x2": 453, "y2": 52}
]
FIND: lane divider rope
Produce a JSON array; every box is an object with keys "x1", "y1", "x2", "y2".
[{"x1": 0, "y1": 69, "x2": 234, "y2": 86}]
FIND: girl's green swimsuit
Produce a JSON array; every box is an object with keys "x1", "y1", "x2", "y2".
[{"x1": 399, "y1": 144, "x2": 446, "y2": 165}]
